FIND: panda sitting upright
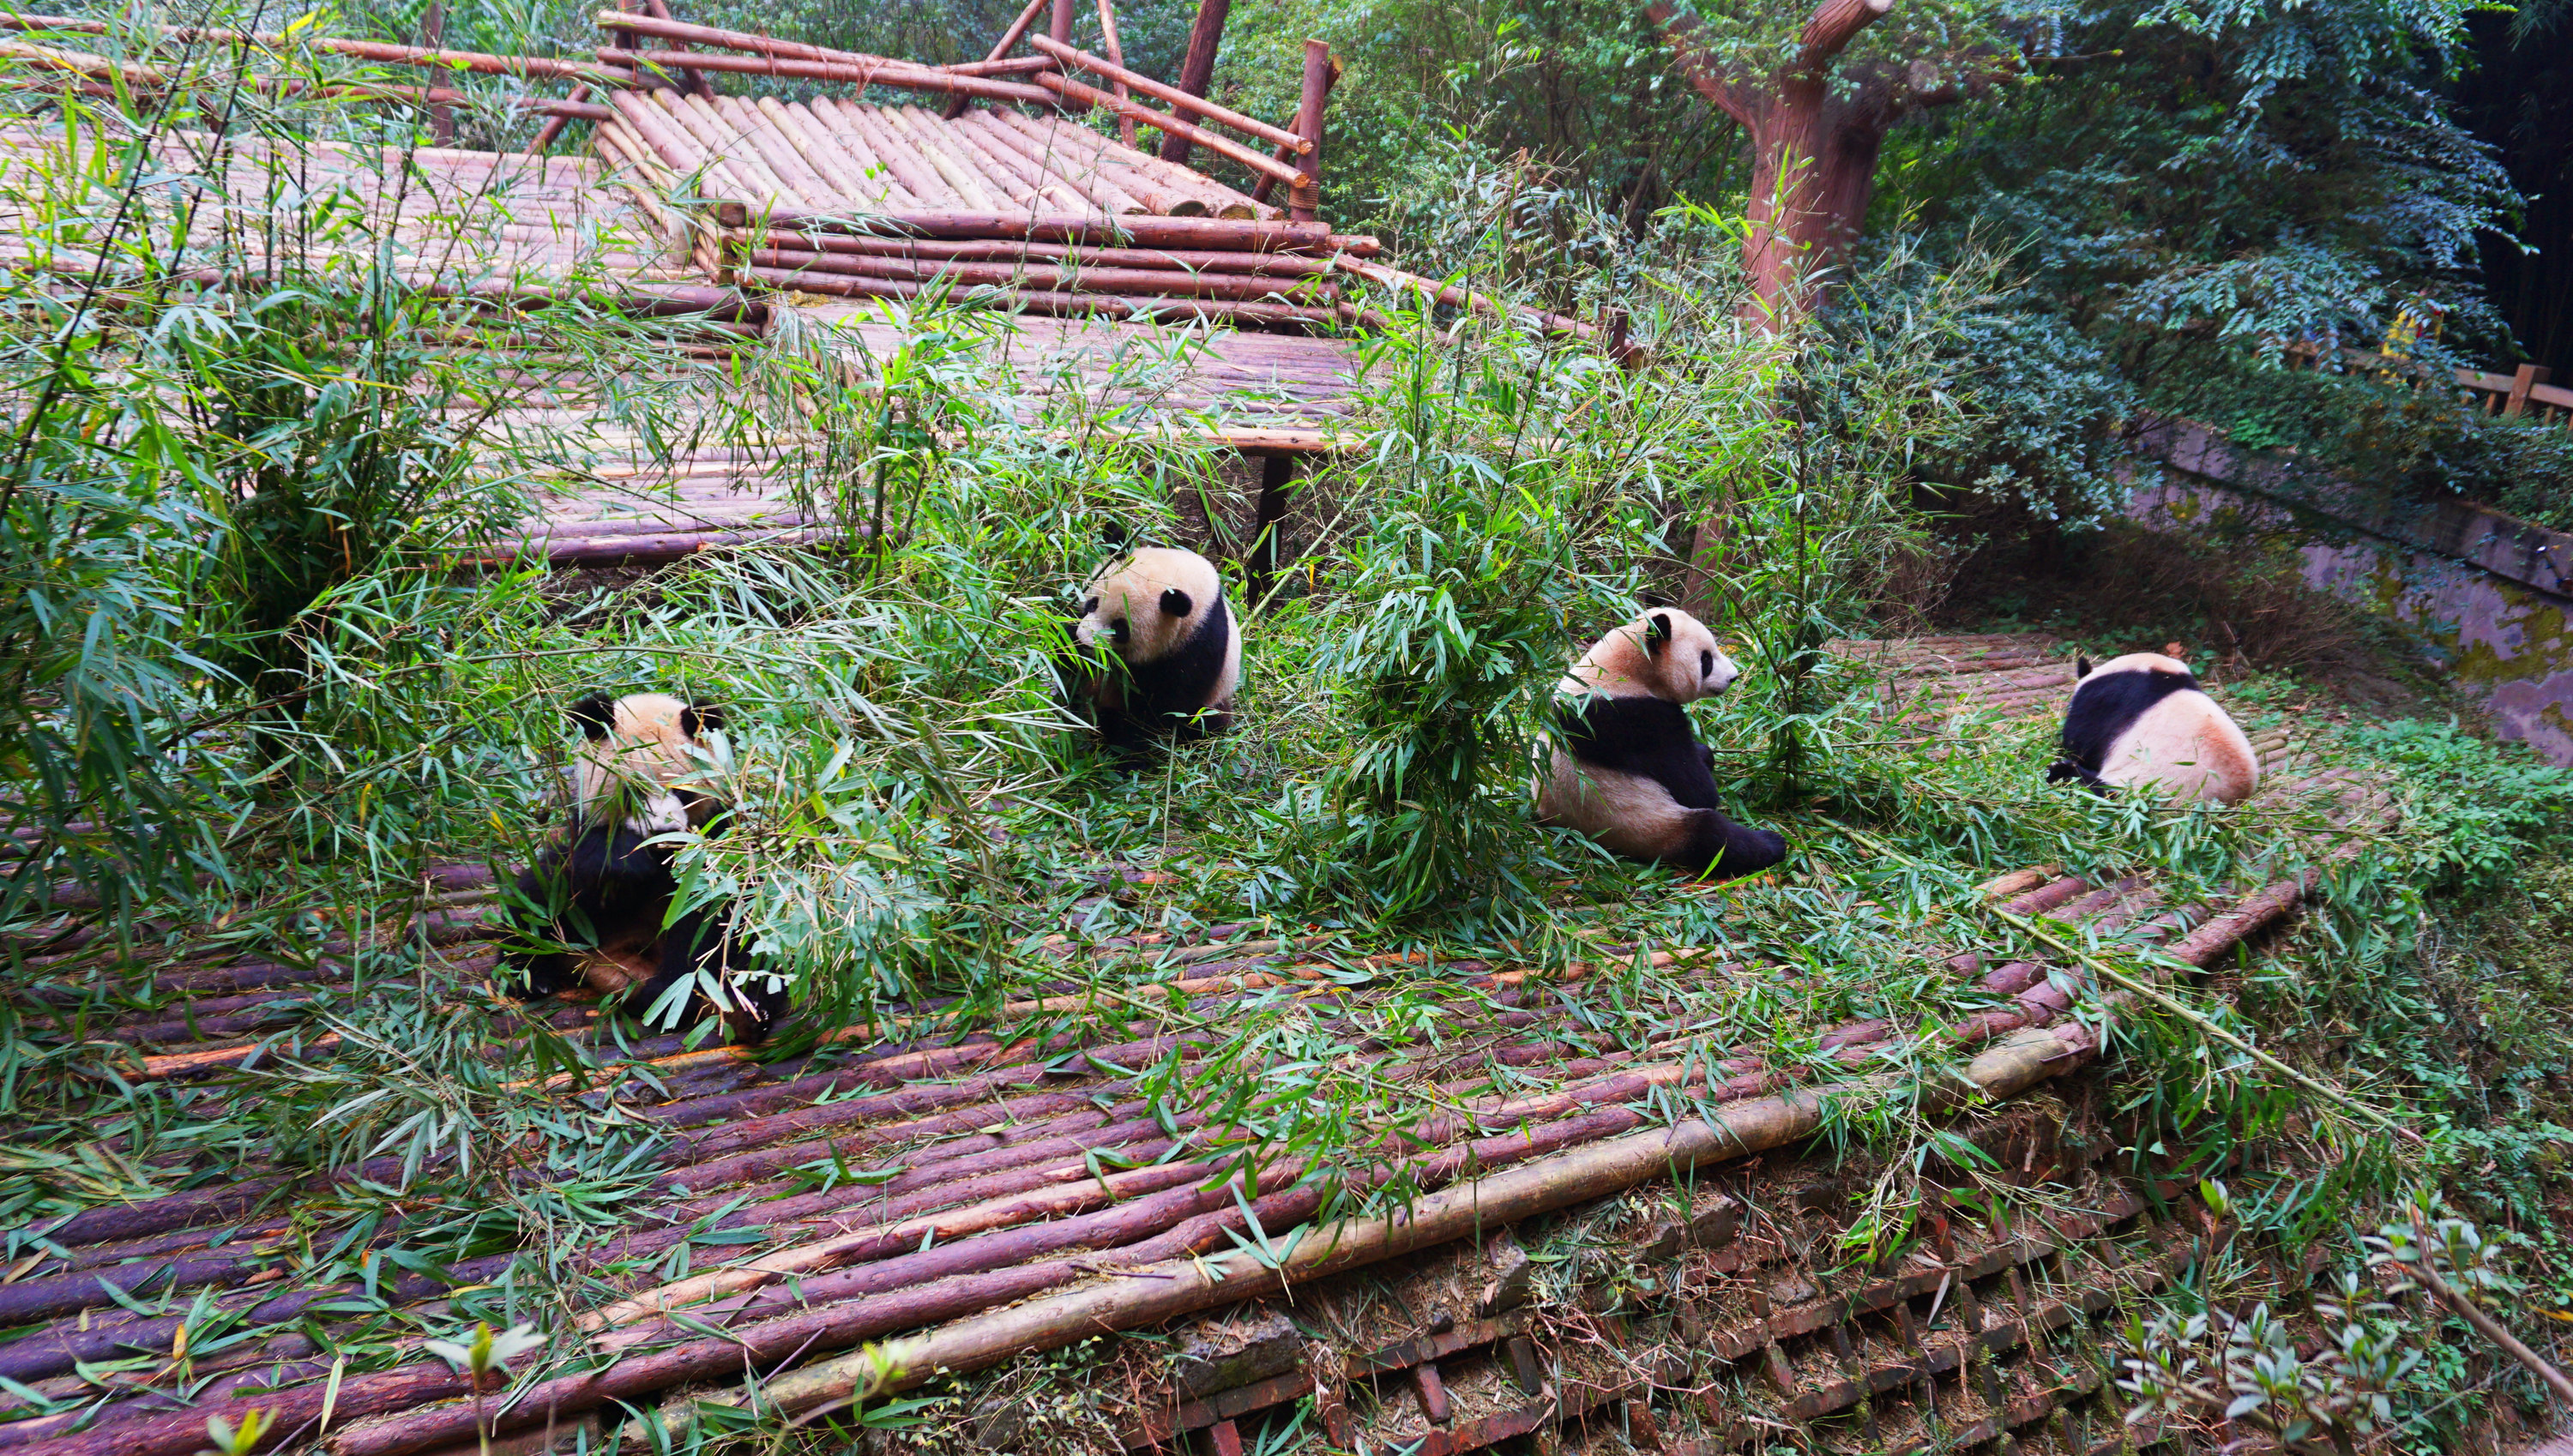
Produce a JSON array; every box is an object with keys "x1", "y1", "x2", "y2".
[
  {"x1": 1063, "y1": 545, "x2": 1240, "y2": 755},
  {"x1": 497, "y1": 691, "x2": 787, "y2": 1044},
  {"x1": 2048, "y1": 651, "x2": 2259, "y2": 804},
  {"x1": 1536, "y1": 609, "x2": 1787, "y2": 881}
]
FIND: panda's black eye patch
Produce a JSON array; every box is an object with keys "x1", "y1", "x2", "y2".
[
  {"x1": 1111, "y1": 618, "x2": 1130, "y2": 640},
  {"x1": 1082, "y1": 597, "x2": 1099, "y2": 616},
  {"x1": 1160, "y1": 589, "x2": 1192, "y2": 617},
  {"x1": 1701, "y1": 651, "x2": 1714, "y2": 677}
]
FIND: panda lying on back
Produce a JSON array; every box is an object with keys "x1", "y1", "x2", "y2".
[
  {"x1": 1536, "y1": 609, "x2": 1788, "y2": 881},
  {"x1": 497, "y1": 691, "x2": 788, "y2": 1044},
  {"x1": 2048, "y1": 652, "x2": 2259, "y2": 804},
  {"x1": 1063, "y1": 546, "x2": 1240, "y2": 755}
]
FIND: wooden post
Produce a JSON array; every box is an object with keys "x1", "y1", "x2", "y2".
[
  {"x1": 422, "y1": 1, "x2": 454, "y2": 142},
  {"x1": 1287, "y1": 39, "x2": 1328, "y2": 222},
  {"x1": 1049, "y1": 0, "x2": 1074, "y2": 48},
  {"x1": 945, "y1": 0, "x2": 1050, "y2": 117},
  {"x1": 640, "y1": 0, "x2": 710, "y2": 96},
  {"x1": 1094, "y1": 0, "x2": 1135, "y2": 148},
  {"x1": 523, "y1": 81, "x2": 594, "y2": 154},
  {"x1": 1157, "y1": 0, "x2": 1229, "y2": 165},
  {"x1": 2506, "y1": 363, "x2": 2552, "y2": 418},
  {"x1": 1249, "y1": 453, "x2": 1297, "y2": 603}
]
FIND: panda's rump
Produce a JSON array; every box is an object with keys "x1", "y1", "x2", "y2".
[
  {"x1": 1538, "y1": 749, "x2": 1698, "y2": 859},
  {"x1": 2101, "y1": 691, "x2": 2260, "y2": 803}
]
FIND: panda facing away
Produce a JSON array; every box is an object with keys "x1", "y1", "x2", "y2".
[
  {"x1": 1536, "y1": 609, "x2": 1788, "y2": 882},
  {"x1": 2048, "y1": 652, "x2": 2260, "y2": 805},
  {"x1": 497, "y1": 691, "x2": 788, "y2": 1044},
  {"x1": 1064, "y1": 546, "x2": 1240, "y2": 755}
]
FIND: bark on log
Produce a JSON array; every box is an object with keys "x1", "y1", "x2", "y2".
[
  {"x1": 944, "y1": 0, "x2": 1051, "y2": 118},
  {"x1": 1027, "y1": 72, "x2": 1302, "y2": 186},
  {"x1": 738, "y1": 266, "x2": 1344, "y2": 327},
  {"x1": 597, "y1": 46, "x2": 1055, "y2": 105},
  {"x1": 1158, "y1": 0, "x2": 1231, "y2": 165},
  {"x1": 744, "y1": 247, "x2": 1336, "y2": 303},
  {"x1": 739, "y1": 232, "x2": 1327, "y2": 276}
]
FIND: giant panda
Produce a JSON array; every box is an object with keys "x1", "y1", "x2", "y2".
[
  {"x1": 1535, "y1": 609, "x2": 1788, "y2": 881},
  {"x1": 2047, "y1": 652, "x2": 2260, "y2": 804},
  {"x1": 497, "y1": 691, "x2": 788, "y2": 1044},
  {"x1": 1063, "y1": 546, "x2": 1240, "y2": 754}
]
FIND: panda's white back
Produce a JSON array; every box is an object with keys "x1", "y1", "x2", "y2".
[{"x1": 2100, "y1": 689, "x2": 2260, "y2": 804}]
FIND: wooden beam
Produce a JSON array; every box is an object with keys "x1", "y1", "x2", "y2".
[{"x1": 1159, "y1": 0, "x2": 1230, "y2": 165}]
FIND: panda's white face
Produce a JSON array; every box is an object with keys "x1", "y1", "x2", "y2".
[
  {"x1": 566, "y1": 692, "x2": 726, "y2": 833},
  {"x1": 1567, "y1": 608, "x2": 1738, "y2": 704},
  {"x1": 1076, "y1": 548, "x2": 1221, "y2": 665}
]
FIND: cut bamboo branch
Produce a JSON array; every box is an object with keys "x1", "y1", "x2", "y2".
[{"x1": 1026, "y1": 34, "x2": 1306, "y2": 153}]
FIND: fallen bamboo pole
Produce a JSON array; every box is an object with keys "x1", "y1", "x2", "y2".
[{"x1": 1026, "y1": 33, "x2": 1306, "y2": 153}]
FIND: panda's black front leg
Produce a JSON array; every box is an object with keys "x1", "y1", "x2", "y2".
[
  {"x1": 629, "y1": 900, "x2": 777, "y2": 1044},
  {"x1": 496, "y1": 859, "x2": 584, "y2": 1002}
]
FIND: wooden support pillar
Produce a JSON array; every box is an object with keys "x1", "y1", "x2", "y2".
[
  {"x1": 524, "y1": 82, "x2": 593, "y2": 155},
  {"x1": 1094, "y1": 0, "x2": 1136, "y2": 147},
  {"x1": 1249, "y1": 452, "x2": 1297, "y2": 603},
  {"x1": 2507, "y1": 363, "x2": 2552, "y2": 418},
  {"x1": 641, "y1": 0, "x2": 710, "y2": 95},
  {"x1": 1287, "y1": 39, "x2": 1329, "y2": 222},
  {"x1": 947, "y1": 0, "x2": 1051, "y2": 119},
  {"x1": 1050, "y1": 0, "x2": 1076, "y2": 48},
  {"x1": 422, "y1": 1, "x2": 455, "y2": 143},
  {"x1": 1157, "y1": 0, "x2": 1231, "y2": 165}
]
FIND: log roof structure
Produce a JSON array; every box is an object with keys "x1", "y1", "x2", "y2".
[{"x1": 0, "y1": 636, "x2": 2396, "y2": 1456}]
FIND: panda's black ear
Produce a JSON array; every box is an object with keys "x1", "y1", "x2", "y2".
[
  {"x1": 569, "y1": 691, "x2": 616, "y2": 740},
  {"x1": 1646, "y1": 612, "x2": 1672, "y2": 655},
  {"x1": 681, "y1": 704, "x2": 726, "y2": 738},
  {"x1": 1160, "y1": 588, "x2": 1193, "y2": 618},
  {"x1": 2076, "y1": 655, "x2": 2093, "y2": 679},
  {"x1": 1100, "y1": 520, "x2": 1130, "y2": 549}
]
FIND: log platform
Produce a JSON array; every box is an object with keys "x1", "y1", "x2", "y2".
[{"x1": 0, "y1": 640, "x2": 2394, "y2": 1456}]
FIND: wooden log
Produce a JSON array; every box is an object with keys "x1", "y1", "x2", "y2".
[
  {"x1": 746, "y1": 228, "x2": 1329, "y2": 274},
  {"x1": 819, "y1": 97, "x2": 956, "y2": 208},
  {"x1": 715, "y1": 94, "x2": 838, "y2": 207},
  {"x1": 881, "y1": 106, "x2": 1003, "y2": 210},
  {"x1": 738, "y1": 264, "x2": 1342, "y2": 328},
  {"x1": 1286, "y1": 39, "x2": 1330, "y2": 219},
  {"x1": 758, "y1": 96, "x2": 900, "y2": 209},
  {"x1": 523, "y1": 81, "x2": 594, "y2": 154},
  {"x1": 940, "y1": 111, "x2": 1104, "y2": 212},
  {"x1": 1027, "y1": 34, "x2": 1305, "y2": 153},
  {"x1": 1094, "y1": 0, "x2": 1136, "y2": 148},
  {"x1": 669, "y1": 90, "x2": 806, "y2": 207},
  {"x1": 609, "y1": 87, "x2": 732, "y2": 191},
  {"x1": 944, "y1": 0, "x2": 1051, "y2": 119},
  {"x1": 1159, "y1": 0, "x2": 1231, "y2": 165},
  {"x1": 901, "y1": 106, "x2": 1034, "y2": 208},
  {"x1": 1006, "y1": 111, "x2": 1258, "y2": 216},
  {"x1": 650, "y1": 1031, "x2": 2094, "y2": 1446},
  {"x1": 1330, "y1": 253, "x2": 1596, "y2": 341},
  {"x1": 798, "y1": 98, "x2": 927, "y2": 210},
  {"x1": 635, "y1": 0, "x2": 708, "y2": 97},
  {"x1": 594, "y1": 44, "x2": 1055, "y2": 105},
  {"x1": 203, "y1": 28, "x2": 636, "y2": 83},
  {"x1": 710, "y1": 202, "x2": 1333, "y2": 252},
  {"x1": 1030, "y1": 69, "x2": 1300, "y2": 187},
  {"x1": 745, "y1": 247, "x2": 1335, "y2": 304},
  {"x1": 964, "y1": 111, "x2": 1157, "y2": 213}
]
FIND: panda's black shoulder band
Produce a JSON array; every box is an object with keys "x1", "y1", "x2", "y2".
[{"x1": 569, "y1": 691, "x2": 617, "y2": 739}]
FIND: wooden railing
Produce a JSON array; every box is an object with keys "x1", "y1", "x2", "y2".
[{"x1": 2286, "y1": 342, "x2": 2572, "y2": 431}]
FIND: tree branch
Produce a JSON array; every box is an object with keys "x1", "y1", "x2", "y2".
[
  {"x1": 1799, "y1": 0, "x2": 1890, "y2": 69},
  {"x1": 1643, "y1": 3, "x2": 1756, "y2": 127}
]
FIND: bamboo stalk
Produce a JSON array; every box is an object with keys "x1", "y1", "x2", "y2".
[
  {"x1": 1030, "y1": 69, "x2": 1300, "y2": 187},
  {"x1": 1026, "y1": 33, "x2": 1305, "y2": 153},
  {"x1": 944, "y1": 0, "x2": 1051, "y2": 119}
]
